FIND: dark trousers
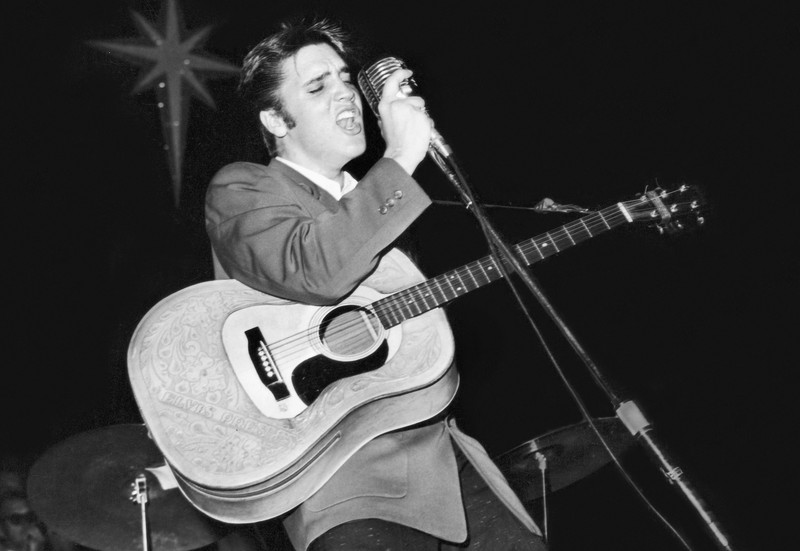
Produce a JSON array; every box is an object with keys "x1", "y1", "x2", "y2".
[{"x1": 308, "y1": 444, "x2": 547, "y2": 550}]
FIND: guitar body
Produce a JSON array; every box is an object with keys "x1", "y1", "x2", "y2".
[{"x1": 127, "y1": 249, "x2": 457, "y2": 522}]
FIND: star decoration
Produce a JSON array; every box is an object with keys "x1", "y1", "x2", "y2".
[{"x1": 91, "y1": 0, "x2": 239, "y2": 206}]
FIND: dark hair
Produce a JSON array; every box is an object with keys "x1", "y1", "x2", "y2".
[{"x1": 238, "y1": 16, "x2": 362, "y2": 157}]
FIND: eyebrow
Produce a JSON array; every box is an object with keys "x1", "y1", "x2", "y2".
[
  {"x1": 303, "y1": 71, "x2": 329, "y2": 88},
  {"x1": 302, "y1": 66, "x2": 351, "y2": 88}
]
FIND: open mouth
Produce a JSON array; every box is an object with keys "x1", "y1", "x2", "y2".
[{"x1": 336, "y1": 109, "x2": 361, "y2": 133}]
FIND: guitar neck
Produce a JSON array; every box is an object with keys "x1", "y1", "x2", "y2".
[{"x1": 373, "y1": 202, "x2": 631, "y2": 328}]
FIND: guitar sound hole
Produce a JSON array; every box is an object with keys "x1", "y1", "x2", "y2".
[{"x1": 319, "y1": 305, "x2": 382, "y2": 357}]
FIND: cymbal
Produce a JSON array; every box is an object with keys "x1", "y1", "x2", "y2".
[
  {"x1": 495, "y1": 417, "x2": 636, "y2": 503},
  {"x1": 27, "y1": 424, "x2": 231, "y2": 551}
]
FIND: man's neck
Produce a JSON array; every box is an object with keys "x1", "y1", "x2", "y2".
[
  {"x1": 276, "y1": 153, "x2": 345, "y2": 189},
  {"x1": 275, "y1": 157, "x2": 358, "y2": 201}
]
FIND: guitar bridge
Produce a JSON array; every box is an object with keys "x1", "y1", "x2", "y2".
[{"x1": 245, "y1": 327, "x2": 289, "y2": 401}]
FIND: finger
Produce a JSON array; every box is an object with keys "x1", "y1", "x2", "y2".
[{"x1": 380, "y1": 68, "x2": 414, "y2": 101}]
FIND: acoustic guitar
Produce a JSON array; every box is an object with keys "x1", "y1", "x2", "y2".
[{"x1": 127, "y1": 185, "x2": 703, "y2": 522}]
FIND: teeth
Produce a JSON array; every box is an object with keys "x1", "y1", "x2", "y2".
[{"x1": 335, "y1": 109, "x2": 360, "y2": 132}]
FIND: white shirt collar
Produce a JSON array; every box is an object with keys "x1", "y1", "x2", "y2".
[{"x1": 276, "y1": 157, "x2": 358, "y2": 201}]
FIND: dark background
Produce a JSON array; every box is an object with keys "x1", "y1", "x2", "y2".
[{"x1": 4, "y1": 1, "x2": 797, "y2": 550}]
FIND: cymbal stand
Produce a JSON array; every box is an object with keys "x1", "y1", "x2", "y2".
[
  {"x1": 535, "y1": 452, "x2": 549, "y2": 544},
  {"x1": 131, "y1": 474, "x2": 150, "y2": 551}
]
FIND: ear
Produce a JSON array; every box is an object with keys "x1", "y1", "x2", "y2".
[{"x1": 259, "y1": 109, "x2": 288, "y2": 138}]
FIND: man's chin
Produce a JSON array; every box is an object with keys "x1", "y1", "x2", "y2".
[{"x1": 343, "y1": 140, "x2": 367, "y2": 159}]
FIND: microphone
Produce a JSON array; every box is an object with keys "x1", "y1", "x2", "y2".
[{"x1": 357, "y1": 57, "x2": 453, "y2": 159}]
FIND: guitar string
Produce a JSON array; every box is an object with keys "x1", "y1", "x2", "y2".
[
  {"x1": 366, "y1": 190, "x2": 694, "y2": 329},
  {"x1": 261, "y1": 190, "x2": 694, "y2": 365},
  {"x1": 261, "y1": 204, "x2": 640, "y2": 364}
]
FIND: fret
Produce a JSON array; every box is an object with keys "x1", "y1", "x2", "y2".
[
  {"x1": 485, "y1": 257, "x2": 506, "y2": 284},
  {"x1": 563, "y1": 226, "x2": 577, "y2": 245},
  {"x1": 563, "y1": 223, "x2": 584, "y2": 244},
  {"x1": 379, "y1": 304, "x2": 400, "y2": 328},
  {"x1": 403, "y1": 293, "x2": 423, "y2": 317},
  {"x1": 553, "y1": 230, "x2": 572, "y2": 250},
  {"x1": 528, "y1": 238, "x2": 544, "y2": 263},
  {"x1": 435, "y1": 276, "x2": 453, "y2": 302},
  {"x1": 443, "y1": 273, "x2": 459, "y2": 298},
  {"x1": 475, "y1": 259, "x2": 491, "y2": 283},
  {"x1": 546, "y1": 232, "x2": 560, "y2": 252},
  {"x1": 484, "y1": 258, "x2": 499, "y2": 280},
  {"x1": 463, "y1": 263, "x2": 481, "y2": 289},
  {"x1": 597, "y1": 209, "x2": 612, "y2": 230},
  {"x1": 452, "y1": 271, "x2": 468, "y2": 294},
  {"x1": 418, "y1": 287, "x2": 436, "y2": 310},
  {"x1": 579, "y1": 218, "x2": 593, "y2": 238},
  {"x1": 537, "y1": 237, "x2": 555, "y2": 257}
]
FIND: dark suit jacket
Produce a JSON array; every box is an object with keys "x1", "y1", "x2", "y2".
[{"x1": 205, "y1": 158, "x2": 539, "y2": 550}]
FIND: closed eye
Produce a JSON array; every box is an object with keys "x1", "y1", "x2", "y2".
[
  {"x1": 305, "y1": 67, "x2": 353, "y2": 94},
  {"x1": 305, "y1": 71, "x2": 329, "y2": 94}
]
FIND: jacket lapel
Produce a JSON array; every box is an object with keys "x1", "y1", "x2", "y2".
[{"x1": 268, "y1": 159, "x2": 341, "y2": 212}]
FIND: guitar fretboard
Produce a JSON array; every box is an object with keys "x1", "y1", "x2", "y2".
[{"x1": 372, "y1": 203, "x2": 630, "y2": 329}]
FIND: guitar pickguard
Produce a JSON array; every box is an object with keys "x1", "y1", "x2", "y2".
[
  {"x1": 222, "y1": 286, "x2": 403, "y2": 419},
  {"x1": 292, "y1": 341, "x2": 389, "y2": 405}
]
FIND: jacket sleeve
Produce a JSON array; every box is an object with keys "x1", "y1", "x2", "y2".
[{"x1": 205, "y1": 158, "x2": 432, "y2": 305}]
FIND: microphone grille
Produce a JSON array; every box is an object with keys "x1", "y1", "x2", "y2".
[{"x1": 357, "y1": 57, "x2": 407, "y2": 117}]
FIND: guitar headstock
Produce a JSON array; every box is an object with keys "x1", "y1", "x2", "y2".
[{"x1": 624, "y1": 184, "x2": 706, "y2": 234}]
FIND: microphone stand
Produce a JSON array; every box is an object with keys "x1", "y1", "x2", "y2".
[{"x1": 427, "y1": 145, "x2": 734, "y2": 551}]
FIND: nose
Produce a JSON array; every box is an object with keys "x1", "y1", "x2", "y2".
[{"x1": 335, "y1": 79, "x2": 357, "y2": 103}]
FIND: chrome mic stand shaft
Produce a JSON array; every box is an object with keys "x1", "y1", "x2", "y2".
[{"x1": 429, "y1": 146, "x2": 733, "y2": 551}]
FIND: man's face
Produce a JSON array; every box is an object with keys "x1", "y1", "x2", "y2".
[{"x1": 269, "y1": 43, "x2": 366, "y2": 175}]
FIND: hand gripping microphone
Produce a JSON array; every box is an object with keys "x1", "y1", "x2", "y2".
[{"x1": 357, "y1": 57, "x2": 454, "y2": 160}]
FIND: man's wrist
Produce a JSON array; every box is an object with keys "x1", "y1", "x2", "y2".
[{"x1": 383, "y1": 151, "x2": 422, "y2": 175}]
